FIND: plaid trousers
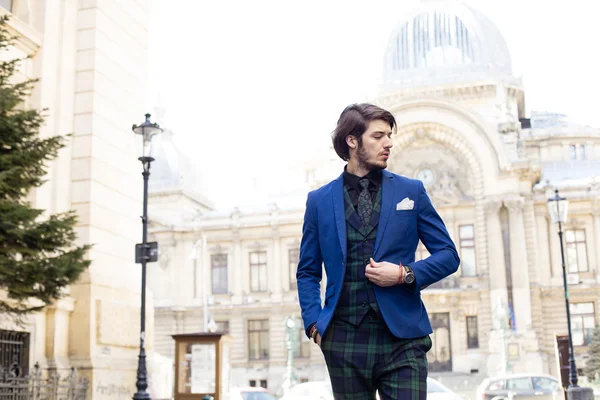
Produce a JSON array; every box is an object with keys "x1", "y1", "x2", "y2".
[{"x1": 320, "y1": 312, "x2": 432, "y2": 400}]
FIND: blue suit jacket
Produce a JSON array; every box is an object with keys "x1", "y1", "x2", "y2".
[{"x1": 297, "y1": 170, "x2": 460, "y2": 339}]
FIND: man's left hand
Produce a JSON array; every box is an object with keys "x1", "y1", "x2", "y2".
[{"x1": 365, "y1": 257, "x2": 402, "y2": 287}]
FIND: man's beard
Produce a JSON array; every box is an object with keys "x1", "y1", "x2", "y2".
[{"x1": 357, "y1": 141, "x2": 386, "y2": 172}]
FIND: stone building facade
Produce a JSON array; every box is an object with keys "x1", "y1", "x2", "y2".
[
  {"x1": 0, "y1": 1, "x2": 154, "y2": 399},
  {"x1": 149, "y1": 0, "x2": 600, "y2": 395}
]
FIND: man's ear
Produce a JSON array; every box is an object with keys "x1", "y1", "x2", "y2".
[{"x1": 346, "y1": 135, "x2": 357, "y2": 150}]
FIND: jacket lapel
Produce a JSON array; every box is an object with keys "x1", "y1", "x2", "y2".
[
  {"x1": 343, "y1": 187, "x2": 363, "y2": 233},
  {"x1": 332, "y1": 173, "x2": 347, "y2": 259},
  {"x1": 374, "y1": 170, "x2": 395, "y2": 255}
]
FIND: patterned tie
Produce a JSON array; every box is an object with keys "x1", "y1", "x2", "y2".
[{"x1": 357, "y1": 178, "x2": 373, "y2": 226}]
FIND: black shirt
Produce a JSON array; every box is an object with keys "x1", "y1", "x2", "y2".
[{"x1": 343, "y1": 167, "x2": 382, "y2": 209}]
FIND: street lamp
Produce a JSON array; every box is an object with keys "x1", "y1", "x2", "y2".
[
  {"x1": 282, "y1": 316, "x2": 298, "y2": 396},
  {"x1": 547, "y1": 189, "x2": 593, "y2": 400},
  {"x1": 132, "y1": 113, "x2": 162, "y2": 400}
]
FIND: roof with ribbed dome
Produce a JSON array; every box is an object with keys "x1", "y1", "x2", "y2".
[
  {"x1": 148, "y1": 106, "x2": 214, "y2": 211},
  {"x1": 383, "y1": 0, "x2": 515, "y2": 88}
]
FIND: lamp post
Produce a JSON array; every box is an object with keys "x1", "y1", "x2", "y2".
[
  {"x1": 547, "y1": 189, "x2": 593, "y2": 400},
  {"x1": 282, "y1": 316, "x2": 298, "y2": 396},
  {"x1": 132, "y1": 113, "x2": 162, "y2": 400}
]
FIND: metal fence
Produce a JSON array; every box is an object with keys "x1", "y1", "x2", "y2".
[{"x1": 0, "y1": 363, "x2": 88, "y2": 400}]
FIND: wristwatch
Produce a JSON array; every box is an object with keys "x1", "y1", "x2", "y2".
[{"x1": 403, "y1": 265, "x2": 415, "y2": 285}]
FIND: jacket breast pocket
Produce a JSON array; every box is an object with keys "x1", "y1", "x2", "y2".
[
  {"x1": 389, "y1": 210, "x2": 417, "y2": 238},
  {"x1": 395, "y1": 209, "x2": 417, "y2": 217}
]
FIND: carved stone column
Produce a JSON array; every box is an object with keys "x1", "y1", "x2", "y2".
[
  {"x1": 286, "y1": 239, "x2": 301, "y2": 293},
  {"x1": 269, "y1": 204, "x2": 284, "y2": 302},
  {"x1": 485, "y1": 199, "x2": 511, "y2": 376},
  {"x1": 506, "y1": 198, "x2": 533, "y2": 330},
  {"x1": 475, "y1": 201, "x2": 489, "y2": 277},
  {"x1": 524, "y1": 199, "x2": 545, "y2": 347},
  {"x1": 523, "y1": 197, "x2": 539, "y2": 285},
  {"x1": 230, "y1": 209, "x2": 245, "y2": 300},
  {"x1": 231, "y1": 228, "x2": 243, "y2": 303},
  {"x1": 46, "y1": 298, "x2": 76, "y2": 372},
  {"x1": 271, "y1": 227, "x2": 282, "y2": 298},
  {"x1": 535, "y1": 208, "x2": 552, "y2": 285},
  {"x1": 592, "y1": 199, "x2": 600, "y2": 282},
  {"x1": 485, "y1": 200, "x2": 508, "y2": 306}
]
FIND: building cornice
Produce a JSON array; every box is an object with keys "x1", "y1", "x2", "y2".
[
  {"x1": 376, "y1": 81, "x2": 523, "y2": 107},
  {"x1": 1, "y1": 9, "x2": 41, "y2": 56},
  {"x1": 521, "y1": 129, "x2": 600, "y2": 142}
]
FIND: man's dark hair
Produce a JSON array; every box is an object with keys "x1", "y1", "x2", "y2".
[{"x1": 331, "y1": 103, "x2": 396, "y2": 161}]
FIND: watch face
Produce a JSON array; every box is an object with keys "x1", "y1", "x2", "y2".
[
  {"x1": 405, "y1": 273, "x2": 415, "y2": 284},
  {"x1": 416, "y1": 168, "x2": 435, "y2": 186}
]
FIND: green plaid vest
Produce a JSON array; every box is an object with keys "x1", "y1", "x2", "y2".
[{"x1": 333, "y1": 185, "x2": 382, "y2": 326}]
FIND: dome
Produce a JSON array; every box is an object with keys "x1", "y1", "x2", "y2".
[
  {"x1": 149, "y1": 127, "x2": 211, "y2": 206},
  {"x1": 149, "y1": 130, "x2": 187, "y2": 190},
  {"x1": 383, "y1": 0, "x2": 513, "y2": 87}
]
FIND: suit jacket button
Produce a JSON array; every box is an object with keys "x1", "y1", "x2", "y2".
[{"x1": 362, "y1": 302, "x2": 367, "y2": 307}]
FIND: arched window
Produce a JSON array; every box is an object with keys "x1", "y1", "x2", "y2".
[{"x1": 391, "y1": 12, "x2": 479, "y2": 71}]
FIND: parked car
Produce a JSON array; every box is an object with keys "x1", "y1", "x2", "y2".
[
  {"x1": 279, "y1": 381, "x2": 333, "y2": 400},
  {"x1": 475, "y1": 374, "x2": 563, "y2": 400},
  {"x1": 427, "y1": 377, "x2": 463, "y2": 400},
  {"x1": 229, "y1": 386, "x2": 278, "y2": 400},
  {"x1": 279, "y1": 377, "x2": 460, "y2": 400}
]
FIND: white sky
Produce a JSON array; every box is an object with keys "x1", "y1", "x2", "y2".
[{"x1": 147, "y1": 0, "x2": 600, "y2": 210}]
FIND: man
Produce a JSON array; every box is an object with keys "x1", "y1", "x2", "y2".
[{"x1": 296, "y1": 103, "x2": 460, "y2": 399}]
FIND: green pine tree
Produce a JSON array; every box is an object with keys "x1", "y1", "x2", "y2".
[
  {"x1": 586, "y1": 326, "x2": 600, "y2": 383},
  {"x1": 0, "y1": 16, "x2": 90, "y2": 315}
]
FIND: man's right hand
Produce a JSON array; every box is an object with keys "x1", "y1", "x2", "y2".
[{"x1": 316, "y1": 333, "x2": 322, "y2": 347}]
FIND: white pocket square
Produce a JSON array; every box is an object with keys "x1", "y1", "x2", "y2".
[{"x1": 396, "y1": 197, "x2": 414, "y2": 211}]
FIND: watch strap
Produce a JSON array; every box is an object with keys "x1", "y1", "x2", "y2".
[
  {"x1": 309, "y1": 325, "x2": 318, "y2": 342},
  {"x1": 397, "y1": 262, "x2": 404, "y2": 285}
]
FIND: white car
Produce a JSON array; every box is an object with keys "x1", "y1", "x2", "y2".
[
  {"x1": 427, "y1": 377, "x2": 463, "y2": 400},
  {"x1": 280, "y1": 381, "x2": 333, "y2": 400},
  {"x1": 475, "y1": 374, "x2": 563, "y2": 400},
  {"x1": 280, "y1": 377, "x2": 461, "y2": 400},
  {"x1": 229, "y1": 386, "x2": 278, "y2": 400}
]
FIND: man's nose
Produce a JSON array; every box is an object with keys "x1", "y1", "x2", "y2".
[{"x1": 384, "y1": 137, "x2": 393, "y2": 148}]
